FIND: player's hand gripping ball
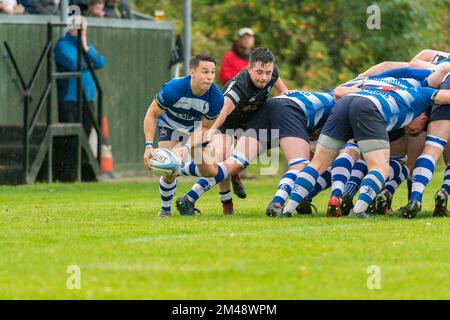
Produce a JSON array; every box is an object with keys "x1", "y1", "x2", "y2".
[{"x1": 148, "y1": 148, "x2": 180, "y2": 176}]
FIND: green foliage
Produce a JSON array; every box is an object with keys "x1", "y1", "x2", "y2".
[{"x1": 135, "y1": 0, "x2": 449, "y2": 89}]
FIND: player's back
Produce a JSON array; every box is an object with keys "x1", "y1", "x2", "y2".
[
  {"x1": 274, "y1": 90, "x2": 335, "y2": 131},
  {"x1": 351, "y1": 86, "x2": 437, "y2": 130}
]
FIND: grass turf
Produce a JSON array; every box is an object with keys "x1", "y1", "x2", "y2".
[{"x1": 0, "y1": 172, "x2": 449, "y2": 299}]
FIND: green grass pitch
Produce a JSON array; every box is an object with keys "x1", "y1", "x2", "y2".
[{"x1": 0, "y1": 168, "x2": 448, "y2": 299}]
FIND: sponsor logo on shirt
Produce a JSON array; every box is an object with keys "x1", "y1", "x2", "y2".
[{"x1": 170, "y1": 110, "x2": 195, "y2": 121}]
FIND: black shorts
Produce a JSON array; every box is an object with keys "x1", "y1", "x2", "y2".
[
  {"x1": 157, "y1": 126, "x2": 189, "y2": 143},
  {"x1": 320, "y1": 96, "x2": 389, "y2": 143},
  {"x1": 219, "y1": 109, "x2": 256, "y2": 134},
  {"x1": 242, "y1": 98, "x2": 310, "y2": 150},
  {"x1": 430, "y1": 77, "x2": 450, "y2": 123},
  {"x1": 388, "y1": 128, "x2": 405, "y2": 142}
]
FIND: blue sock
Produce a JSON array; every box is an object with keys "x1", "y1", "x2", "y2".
[
  {"x1": 284, "y1": 166, "x2": 319, "y2": 213},
  {"x1": 186, "y1": 163, "x2": 228, "y2": 203},
  {"x1": 353, "y1": 170, "x2": 385, "y2": 214},
  {"x1": 411, "y1": 155, "x2": 436, "y2": 203},
  {"x1": 159, "y1": 177, "x2": 177, "y2": 212},
  {"x1": 441, "y1": 163, "x2": 450, "y2": 194},
  {"x1": 388, "y1": 158, "x2": 403, "y2": 181},
  {"x1": 179, "y1": 161, "x2": 201, "y2": 177},
  {"x1": 272, "y1": 169, "x2": 300, "y2": 205},
  {"x1": 385, "y1": 165, "x2": 409, "y2": 197},
  {"x1": 330, "y1": 153, "x2": 354, "y2": 199},
  {"x1": 344, "y1": 160, "x2": 367, "y2": 198},
  {"x1": 308, "y1": 166, "x2": 332, "y2": 200}
]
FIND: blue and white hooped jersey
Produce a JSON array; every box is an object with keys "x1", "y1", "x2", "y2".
[
  {"x1": 436, "y1": 57, "x2": 450, "y2": 64},
  {"x1": 350, "y1": 86, "x2": 437, "y2": 131},
  {"x1": 433, "y1": 52, "x2": 450, "y2": 64},
  {"x1": 273, "y1": 90, "x2": 335, "y2": 132},
  {"x1": 343, "y1": 67, "x2": 435, "y2": 89},
  {"x1": 344, "y1": 76, "x2": 424, "y2": 90},
  {"x1": 155, "y1": 76, "x2": 224, "y2": 133}
]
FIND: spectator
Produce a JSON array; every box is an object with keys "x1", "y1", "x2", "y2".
[
  {"x1": 104, "y1": 0, "x2": 131, "y2": 19},
  {"x1": 17, "y1": 0, "x2": 33, "y2": 13},
  {"x1": 0, "y1": 0, "x2": 25, "y2": 14},
  {"x1": 53, "y1": 16, "x2": 106, "y2": 181},
  {"x1": 218, "y1": 27, "x2": 255, "y2": 86},
  {"x1": 54, "y1": 16, "x2": 106, "y2": 135},
  {"x1": 69, "y1": 0, "x2": 88, "y2": 14},
  {"x1": 31, "y1": 0, "x2": 60, "y2": 15},
  {"x1": 86, "y1": 0, "x2": 105, "y2": 18}
]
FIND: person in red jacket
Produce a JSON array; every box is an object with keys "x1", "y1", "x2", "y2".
[{"x1": 218, "y1": 27, "x2": 255, "y2": 87}]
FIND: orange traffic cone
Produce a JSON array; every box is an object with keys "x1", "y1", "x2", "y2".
[{"x1": 100, "y1": 115, "x2": 115, "y2": 177}]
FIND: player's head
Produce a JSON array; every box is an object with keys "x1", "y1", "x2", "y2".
[
  {"x1": 405, "y1": 111, "x2": 429, "y2": 136},
  {"x1": 189, "y1": 54, "x2": 216, "y2": 93},
  {"x1": 248, "y1": 48, "x2": 275, "y2": 89}
]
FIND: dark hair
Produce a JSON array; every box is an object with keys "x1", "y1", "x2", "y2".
[
  {"x1": 89, "y1": 0, "x2": 105, "y2": 5},
  {"x1": 249, "y1": 47, "x2": 275, "y2": 67},
  {"x1": 189, "y1": 54, "x2": 216, "y2": 69}
]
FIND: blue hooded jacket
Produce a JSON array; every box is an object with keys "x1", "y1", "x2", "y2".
[{"x1": 54, "y1": 33, "x2": 106, "y2": 102}]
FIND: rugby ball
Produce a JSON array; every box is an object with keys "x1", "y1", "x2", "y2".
[{"x1": 148, "y1": 148, "x2": 180, "y2": 176}]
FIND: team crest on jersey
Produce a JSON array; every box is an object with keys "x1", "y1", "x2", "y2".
[{"x1": 159, "y1": 127, "x2": 168, "y2": 137}]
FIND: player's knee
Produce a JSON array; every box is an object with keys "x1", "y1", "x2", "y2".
[
  {"x1": 198, "y1": 164, "x2": 218, "y2": 177},
  {"x1": 340, "y1": 148, "x2": 359, "y2": 162},
  {"x1": 163, "y1": 175, "x2": 177, "y2": 183}
]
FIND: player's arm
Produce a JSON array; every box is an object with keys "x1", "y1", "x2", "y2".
[
  {"x1": 372, "y1": 67, "x2": 432, "y2": 81},
  {"x1": 143, "y1": 100, "x2": 165, "y2": 170},
  {"x1": 333, "y1": 82, "x2": 363, "y2": 100},
  {"x1": 434, "y1": 89, "x2": 450, "y2": 105},
  {"x1": 426, "y1": 62, "x2": 450, "y2": 88},
  {"x1": 410, "y1": 49, "x2": 449, "y2": 69},
  {"x1": 273, "y1": 77, "x2": 289, "y2": 95},
  {"x1": 208, "y1": 96, "x2": 236, "y2": 133},
  {"x1": 358, "y1": 61, "x2": 409, "y2": 77}
]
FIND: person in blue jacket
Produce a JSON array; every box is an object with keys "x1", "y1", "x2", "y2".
[{"x1": 54, "y1": 16, "x2": 106, "y2": 134}]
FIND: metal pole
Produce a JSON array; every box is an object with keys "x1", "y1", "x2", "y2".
[
  {"x1": 60, "y1": 0, "x2": 69, "y2": 36},
  {"x1": 97, "y1": 90, "x2": 102, "y2": 165},
  {"x1": 23, "y1": 95, "x2": 29, "y2": 183},
  {"x1": 47, "y1": 23, "x2": 53, "y2": 183},
  {"x1": 183, "y1": 0, "x2": 191, "y2": 76},
  {"x1": 77, "y1": 29, "x2": 82, "y2": 127},
  {"x1": 77, "y1": 27, "x2": 83, "y2": 182},
  {"x1": 47, "y1": 23, "x2": 53, "y2": 127}
]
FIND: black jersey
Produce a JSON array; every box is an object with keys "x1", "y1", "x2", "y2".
[{"x1": 220, "y1": 67, "x2": 280, "y2": 131}]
